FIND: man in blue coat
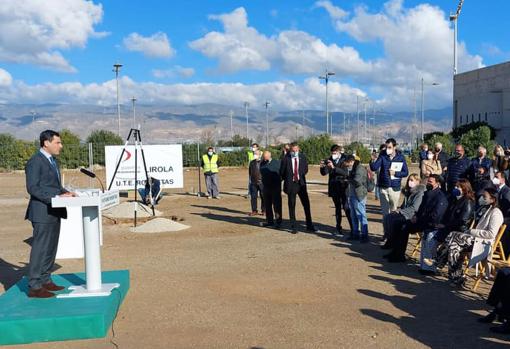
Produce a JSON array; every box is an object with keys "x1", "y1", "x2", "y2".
[
  {"x1": 25, "y1": 130, "x2": 76, "y2": 298},
  {"x1": 370, "y1": 138, "x2": 409, "y2": 239},
  {"x1": 445, "y1": 144, "x2": 470, "y2": 192}
]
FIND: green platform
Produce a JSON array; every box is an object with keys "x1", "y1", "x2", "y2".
[{"x1": 0, "y1": 270, "x2": 129, "y2": 346}]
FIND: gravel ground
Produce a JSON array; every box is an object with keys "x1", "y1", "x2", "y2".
[{"x1": 0, "y1": 167, "x2": 509, "y2": 349}]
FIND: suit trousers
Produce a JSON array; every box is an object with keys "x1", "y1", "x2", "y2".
[
  {"x1": 287, "y1": 182, "x2": 313, "y2": 227},
  {"x1": 379, "y1": 187, "x2": 401, "y2": 217},
  {"x1": 249, "y1": 182, "x2": 264, "y2": 212},
  {"x1": 263, "y1": 186, "x2": 282, "y2": 225},
  {"x1": 28, "y1": 221, "x2": 61, "y2": 289},
  {"x1": 331, "y1": 189, "x2": 352, "y2": 231}
]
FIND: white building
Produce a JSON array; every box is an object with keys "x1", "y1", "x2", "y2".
[{"x1": 453, "y1": 61, "x2": 510, "y2": 145}]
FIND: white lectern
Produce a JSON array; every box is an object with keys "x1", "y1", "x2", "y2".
[{"x1": 51, "y1": 191, "x2": 120, "y2": 298}]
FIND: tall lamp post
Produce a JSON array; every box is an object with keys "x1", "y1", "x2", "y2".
[
  {"x1": 449, "y1": 0, "x2": 464, "y2": 76},
  {"x1": 244, "y1": 102, "x2": 249, "y2": 143},
  {"x1": 113, "y1": 63, "x2": 123, "y2": 136},
  {"x1": 420, "y1": 78, "x2": 440, "y2": 142},
  {"x1": 131, "y1": 97, "x2": 137, "y2": 129},
  {"x1": 319, "y1": 69, "x2": 335, "y2": 136},
  {"x1": 264, "y1": 101, "x2": 270, "y2": 147}
]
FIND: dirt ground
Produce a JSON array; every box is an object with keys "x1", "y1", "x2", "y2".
[{"x1": 1, "y1": 166, "x2": 509, "y2": 349}]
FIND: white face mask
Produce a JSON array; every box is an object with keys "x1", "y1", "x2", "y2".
[
  {"x1": 492, "y1": 178, "x2": 501, "y2": 186},
  {"x1": 252, "y1": 147, "x2": 257, "y2": 152},
  {"x1": 332, "y1": 153, "x2": 340, "y2": 160},
  {"x1": 427, "y1": 154, "x2": 434, "y2": 160},
  {"x1": 254, "y1": 154, "x2": 259, "y2": 160},
  {"x1": 291, "y1": 151, "x2": 299, "y2": 157},
  {"x1": 408, "y1": 181, "x2": 417, "y2": 189},
  {"x1": 207, "y1": 151, "x2": 213, "y2": 156},
  {"x1": 386, "y1": 148, "x2": 394, "y2": 156}
]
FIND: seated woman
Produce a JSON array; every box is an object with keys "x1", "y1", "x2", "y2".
[
  {"x1": 436, "y1": 187, "x2": 503, "y2": 286},
  {"x1": 478, "y1": 267, "x2": 510, "y2": 334},
  {"x1": 381, "y1": 174, "x2": 425, "y2": 248},
  {"x1": 420, "y1": 150, "x2": 442, "y2": 179},
  {"x1": 419, "y1": 179, "x2": 475, "y2": 275}
]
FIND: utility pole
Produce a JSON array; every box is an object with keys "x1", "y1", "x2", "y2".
[
  {"x1": 229, "y1": 110, "x2": 234, "y2": 141},
  {"x1": 319, "y1": 69, "x2": 335, "y2": 135},
  {"x1": 131, "y1": 97, "x2": 137, "y2": 129},
  {"x1": 113, "y1": 63, "x2": 123, "y2": 136},
  {"x1": 449, "y1": 0, "x2": 464, "y2": 76},
  {"x1": 244, "y1": 102, "x2": 249, "y2": 143},
  {"x1": 364, "y1": 100, "x2": 368, "y2": 143},
  {"x1": 302, "y1": 110, "x2": 306, "y2": 138},
  {"x1": 264, "y1": 101, "x2": 270, "y2": 147},
  {"x1": 356, "y1": 96, "x2": 360, "y2": 143}
]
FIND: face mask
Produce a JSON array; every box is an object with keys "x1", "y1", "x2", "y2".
[
  {"x1": 497, "y1": 151, "x2": 504, "y2": 157},
  {"x1": 435, "y1": 148, "x2": 440, "y2": 152},
  {"x1": 492, "y1": 178, "x2": 501, "y2": 186},
  {"x1": 426, "y1": 184, "x2": 434, "y2": 191},
  {"x1": 479, "y1": 196, "x2": 491, "y2": 206},
  {"x1": 207, "y1": 151, "x2": 213, "y2": 156},
  {"x1": 455, "y1": 151, "x2": 462, "y2": 158},
  {"x1": 254, "y1": 155, "x2": 259, "y2": 160},
  {"x1": 452, "y1": 187, "x2": 462, "y2": 198},
  {"x1": 332, "y1": 153, "x2": 340, "y2": 160},
  {"x1": 478, "y1": 152, "x2": 484, "y2": 158},
  {"x1": 291, "y1": 151, "x2": 298, "y2": 157},
  {"x1": 252, "y1": 147, "x2": 257, "y2": 152},
  {"x1": 427, "y1": 154, "x2": 434, "y2": 160},
  {"x1": 408, "y1": 181, "x2": 417, "y2": 189},
  {"x1": 346, "y1": 166, "x2": 353, "y2": 171},
  {"x1": 386, "y1": 148, "x2": 394, "y2": 156}
]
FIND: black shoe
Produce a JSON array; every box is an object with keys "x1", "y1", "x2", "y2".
[
  {"x1": 274, "y1": 223, "x2": 281, "y2": 230},
  {"x1": 490, "y1": 322, "x2": 510, "y2": 334},
  {"x1": 290, "y1": 225, "x2": 298, "y2": 234},
  {"x1": 262, "y1": 222, "x2": 275, "y2": 227},
  {"x1": 478, "y1": 311, "x2": 497, "y2": 324},
  {"x1": 383, "y1": 252, "x2": 393, "y2": 259},
  {"x1": 388, "y1": 255, "x2": 406, "y2": 263},
  {"x1": 418, "y1": 269, "x2": 436, "y2": 276},
  {"x1": 381, "y1": 242, "x2": 392, "y2": 250},
  {"x1": 306, "y1": 225, "x2": 319, "y2": 233},
  {"x1": 336, "y1": 227, "x2": 345, "y2": 235},
  {"x1": 347, "y1": 234, "x2": 359, "y2": 241},
  {"x1": 360, "y1": 236, "x2": 369, "y2": 243}
]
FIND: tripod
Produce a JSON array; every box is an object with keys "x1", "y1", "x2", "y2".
[{"x1": 108, "y1": 128, "x2": 155, "y2": 227}]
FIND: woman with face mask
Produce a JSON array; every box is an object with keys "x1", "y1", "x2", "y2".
[
  {"x1": 381, "y1": 174, "x2": 425, "y2": 249},
  {"x1": 492, "y1": 145, "x2": 509, "y2": 174},
  {"x1": 436, "y1": 187, "x2": 503, "y2": 285},
  {"x1": 419, "y1": 179, "x2": 475, "y2": 275},
  {"x1": 420, "y1": 150, "x2": 442, "y2": 179}
]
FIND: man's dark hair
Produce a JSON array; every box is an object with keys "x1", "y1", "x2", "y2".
[
  {"x1": 290, "y1": 142, "x2": 299, "y2": 148},
  {"x1": 385, "y1": 138, "x2": 397, "y2": 147},
  {"x1": 379, "y1": 143, "x2": 386, "y2": 151},
  {"x1": 331, "y1": 145, "x2": 341, "y2": 152},
  {"x1": 345, "y1": 155, "x2": 356, "y2": 162},
  {"x1": 252, "y1": 143, "x2": 259, "y2": 148},
  {"x1": 207, "y1": 146, "x2": 214, "y2": 151},
  {"x1": 39, "y1": 130, "x2": 60, "y2": 148},
  {"x1": 429, "y1": 174, "x2": 442, "y2": 185}
]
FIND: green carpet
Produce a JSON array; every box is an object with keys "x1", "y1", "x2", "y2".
[{"x1": 0, "y1": 270, "x2": 129, "y2": 345}]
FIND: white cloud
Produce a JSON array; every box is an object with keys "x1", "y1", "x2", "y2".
[
  {"x1": 123, "y1": 32, "x2": 175, "y2": 58},
  {"x1": 314, "y1": 0, "x2": 349, "y2": 19},
  {"x1": 0, "y1": 0, "x2": 106, "y2": 72},
  {"x1": 0, "y1": 68, "x2": 12, "y2": 87},
  {"x1": 0, "y1": 76, "x2": 365, "y2": 112},
  {"x1": 152, "y1": 66, "x2": 195, "y2": 79}
]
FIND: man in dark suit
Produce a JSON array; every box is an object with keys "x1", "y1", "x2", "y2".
[
  {"x1": 25, "y1": 130, "x2": 75, "y2": 298},
  {"x1": 280, "y1": 142, "x2": 317, "y2": 234},
  {"x1": 320, "y1": 145, "x2": 351, "y2": 235},
  {"x1": 260, "y1": 150, "x2": 282, "y2": 228}
]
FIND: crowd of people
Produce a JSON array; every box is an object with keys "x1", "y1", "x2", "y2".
[{"x1": 200, "y1": 138, "x2": 510, "y2": 334}]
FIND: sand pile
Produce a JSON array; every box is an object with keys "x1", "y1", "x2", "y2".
[
  {"x1": 103, "y1": 201, "x2": 162, "y2": 219},
  {"x1": 130, "y1": 217, "x2": 190, "y2": 233}
]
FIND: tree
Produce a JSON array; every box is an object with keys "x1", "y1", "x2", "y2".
[
  {"x1": 451, "y1": 122, "x2": 496, "y2": 142},
  {"x1": 459, "y1": 125, "x2": 495, "y2": 158},
  {"x1": 85, "y1": 130, "x2": 123, "y2": 166},
  {"x1": 345, "y1": 142, "x2": 371, "y2": 164},
  {"x1": 58, "y1": 129, "x2": 86, "y2": 169}
]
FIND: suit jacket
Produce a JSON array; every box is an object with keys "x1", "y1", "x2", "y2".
[
  {"x1": 280, "y1": 153, "x2": 308, "y2": 194},
  {"x1": 499, "y1": 185, "x2": 510, "y2": 225},
  {"x1": 260, "y1": 159, "x2": 281, "y2": 189},
  {"x1": 320, "y1": 154, "x2": 348, "y2": 197},
  {"x1": 415, "y1": 187, "x2": 448, "y2": 232},
  {"x1": 469, "y1": 206, "x2": 504, "y2": 240},
  {"x1": 25, "y1": 151, "x2": 67, "y2": 223}
]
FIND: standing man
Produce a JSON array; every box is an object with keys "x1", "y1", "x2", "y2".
[
  {"x1": 444, "y1": 144, "x2": 470, "y2": 192},
  {"x1": 246, "y1": 143, "x2": 259, "y2": 198},
  {"x1": 434, "y1": 142, "x2": 449, "y2": 172},
  {"x1": 280, "y1": 143, "x2": 317, "y2": 233},
  {"x1": 25, "y1": 130, "x2": 75, "y2": 298},
  {"x1": 418, "y1": 143, "x2": 429, "y2": 166},
  {"x1": 201, "y1": 146, "x2": 220, "y2": 199},
  {"x1": 468, "y1": 146, "x2": 491, "y2": 187},
  {"x1": 320, "y1": 145, "x2": 352, "y2": 235},
  {"x1": 260, "y1": 150, "x2": 282, "y2": 228},
  {"x1": 370, "y1": 138, "x2": 409, "y2": 240},
  {"x1": 248, "y1": 149, "x2": 264, "y2": 216}
]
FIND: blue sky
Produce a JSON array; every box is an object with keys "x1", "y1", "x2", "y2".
[{"x1": 0, "y1": 0, "x2": 508, "y2": 111}]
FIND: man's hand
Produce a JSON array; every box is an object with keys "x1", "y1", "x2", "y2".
[
  {"x1": 60, "y1": 192, "x2": 77, "y2": 197},
  {"x1": 327, "y1": 161, "x2": 334, "y2": 169},
  {"x1": 371, "y1": 153, "x2": 377, "y2": 161}
]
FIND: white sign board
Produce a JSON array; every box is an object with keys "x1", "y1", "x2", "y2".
[
  {"x1": 100, "y1": 190, "x2": 120, "y2": 210},
  {"x1": 105, "y1": 144, "x2": 183, "y2": 190}
]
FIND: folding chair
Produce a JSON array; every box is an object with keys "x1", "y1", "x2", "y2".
[
  {"x1": 466, "y1": 224, "x2": 507, "y2": 292},
  {"x1": 410, "y1": 232, "x2": 423, "y2": 258}
]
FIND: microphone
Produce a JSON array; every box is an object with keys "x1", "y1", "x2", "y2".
[{"x1": 80, "y1": 168, "x2": 105, "y2": 192}]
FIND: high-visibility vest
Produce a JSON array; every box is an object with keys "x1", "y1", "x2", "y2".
[
  {"x1": 202, "y1": 154, "x2": 219, "y2": 173},
  {"x1": 247, "y1": 150, "x2": 254, "y2": 162}
]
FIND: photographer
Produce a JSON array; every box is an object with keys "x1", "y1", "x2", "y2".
[{"x1": 320, "y1": 145, "x2": 352, "y2": 235}]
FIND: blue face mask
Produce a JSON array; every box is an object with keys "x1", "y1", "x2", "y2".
[
  {"x1": 451, "y1": 187, "x2": 462, "y2": 198},
  {"x1": 291, "y1": 151, "x2": 299, "y2": 157}
]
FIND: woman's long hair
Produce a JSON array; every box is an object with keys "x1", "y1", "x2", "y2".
[{"x1": 455, "y1": 179, "x2": 475, "y2": 202}]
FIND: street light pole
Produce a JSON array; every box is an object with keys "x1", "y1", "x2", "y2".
[
  {"x1": 319, "y1": 69, "x2": 335, "y2": 136},
  {"x1": 356, "y1": 95, "x2": 360, "y2": 143},
  {"x1": 113, "y1": 63, "x2": 123, "y2": 136},
  {"x1": 264, "y1": 101, "x2": 270, "y2": 147},
  {"x1": 244, "y1": 102, "x2": 249, "y2": 143},
  {"x1": 229, "y1": 110, "x2": 234, "y2": 141},
  {"x1": 421, "y1": 78, "x2": 440, "y2": 142}
]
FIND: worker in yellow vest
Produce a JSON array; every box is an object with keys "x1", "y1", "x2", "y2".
[
  {"x1": 246, "y1": 143, "x2": 259, "y2": 198},
  {"x1": 201, "y1": 146, "x2": 220, "y2": 199}
]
